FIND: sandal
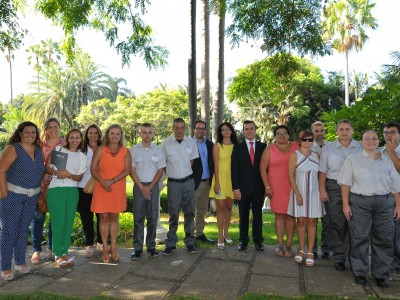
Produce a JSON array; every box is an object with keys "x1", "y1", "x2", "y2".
[
  {"x1": 275, "y1": 244, "x2": 284, "y2": 257},
  {"x1": 55, "y1": 256, "x2": 68, "y2": 268},
  {"x1": 15, "y1": 264, "x2": 30, "y2": 274},
  {"x1": 102, "y1": 249, "x2": 110, "y2": 263},
  {"x1": 85, "y1": 246, "x2": 94, "y2": 258},
  {"x1": 306, "y1": 253, "x2": 314, "y2": 266},
  {"x1": 1, "y1": 270, "x2": 14, "y2": 281},
  {"x1": 294, "y1": 250, "x2": 305, "y2": 264},
  {"x1": 96, "y1": 242, "x2": 103, "y2": 251},
  {"x1": 31, "y1": 251, "x2": 41, "y2": 265},
  {"x1": 285, "y1": 246, "x2": 293, "y2": 258},
  {"x1": 111, "y1": 248, "x2": 120, "y2": 262},
  {"x1": 63, "y1": 254, "x2": 75, "y2": 266}
]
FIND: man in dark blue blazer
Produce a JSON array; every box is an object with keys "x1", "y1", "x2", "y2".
[
  {"x1": 192, "y1": 120, "x2": 214, "y2": 243},
  {"x1": 231, "y1": 120, "x2": 267, "y2": 251}
]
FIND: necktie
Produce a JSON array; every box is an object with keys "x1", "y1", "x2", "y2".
[{"x1": 249, "y1": 141, "x2": 255, "y2": 166}]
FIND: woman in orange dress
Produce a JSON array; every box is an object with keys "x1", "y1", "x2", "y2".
[
  {"x1": 260, "y1": 125, "x2": 299, "y2": 257},
  {"x1": 91, "y1": 124, "x2": 132, "y2": 263}
]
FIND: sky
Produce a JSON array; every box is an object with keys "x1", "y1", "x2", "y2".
[{"x1": 1, "y1": 0, "x2": 399, "y2": 104}]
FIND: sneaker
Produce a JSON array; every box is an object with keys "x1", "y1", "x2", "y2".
[
  {"x1": 161, "y1": 247, "x2": 176, "y2": 256},
  {"x1": 147, "y1": 249, "x2": 159, "y2": 257},
  {"x1": 187, "y1": 246, "x2": 197, "y2": 254},
  {"x1": 131, "y1": 250, "x2": 141, "y2": 260}
]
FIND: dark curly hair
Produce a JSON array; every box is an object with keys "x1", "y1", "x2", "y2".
[
  {"x1": 8, "y1": 121, "x2": 41, "y2": 148},
  {"x1": 216, "y1": 122, "x2": 238, "y2": 145}
]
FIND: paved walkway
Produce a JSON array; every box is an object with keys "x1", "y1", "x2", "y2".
[{"x1": 1, "y1": 245, "x2": 399, "y2": 299}]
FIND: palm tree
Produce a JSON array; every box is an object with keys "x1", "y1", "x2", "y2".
[
  {"x1": 200, "y1": 0, "x2": 211, "y2": 139},
  {"x1": 24, "y1": 64, "x2": 74, "y2": 128},
  {"x1": 382, "y1": 51, "x2": 400, "y2": 82},
  {"x1": 69, "y1": 51, "x2": 118, "y2": 107},
  {"x1": 188, "y1": 0, "x2": 197, "y2": 135},
  {"x1": 212, "y1": 0, "x2": 226, "y2": 141},
  {"x1": 0, "y1": 30, "x2": 21, "y2": 102},
  {"x1": 26, "y1": 39, "x2": 62, "y2": 92},
  {"x1": 322, "y1": 0, "x2": 378, "y2": 106},
  {"x1": 24, "y1": 50, "x2": 121, "y2": 128}
]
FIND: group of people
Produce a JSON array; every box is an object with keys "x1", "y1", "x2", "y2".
[{"x1": 0, "y1": 117, "x2": 399, "y2": 289}]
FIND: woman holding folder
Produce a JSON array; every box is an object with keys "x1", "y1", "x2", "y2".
[{"x1": 46, "y1": 129, "x2": 87, "y2": 267}]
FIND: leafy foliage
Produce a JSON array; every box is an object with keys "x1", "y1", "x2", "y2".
[
  {"x1": 75, "y1": 86, "x2": 189, "y2": 146},
  {"x1": 23, "y1": 51, "x2": 123, "y2": 129},
  {"x1": 322, "y1": 79, "x2": 400, "y2": 142},
  {"x1": 227, "y1": 0, "x2": 329, "y2": 56},
  {"x1": 0, "y1": 0, "x2": 27, "y2": 52},
  {"x1": 227, "y1": 54, "x2": 341, "y2": 141},
  {"x1": 34, "y1": 0, "x2": 169, "y2": 67}
]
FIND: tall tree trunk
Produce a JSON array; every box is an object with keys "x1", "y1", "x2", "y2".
[
  {"x1": 8, "y1": 47, "x2": 13, "y2": 102},
  {"x1": 188, "y1": 0, "x2": 197, "y2": 136},
  {"x1": 345, "y1": 50, "x2": 349, "y2": 106},
  {"x1": 213, "y1": 0, "x2": 225, "y2": 142},
  {"x1": 200, "y1": 0, "x2": 210, "y2": 139}
]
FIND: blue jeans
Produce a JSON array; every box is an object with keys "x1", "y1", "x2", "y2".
[{"x1": 31, "y1": 208, "x2": 52, "y2": 252}]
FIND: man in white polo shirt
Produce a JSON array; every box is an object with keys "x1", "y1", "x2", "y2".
[
  {"x1": 161, "y1": 118, "x2": 199, "y2": 255},
  {"x1": 130, "y1": 123, "x2": 166, "y2": 259}
]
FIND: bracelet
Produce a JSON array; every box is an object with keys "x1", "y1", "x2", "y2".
[
  {"x1": 112, "y1": 178, "x2": 115, "y2": 184},
  {"x1": 265, "y1": 186, "x2": 271, "y2": 189}
]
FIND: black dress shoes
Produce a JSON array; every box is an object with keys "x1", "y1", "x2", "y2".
[
  {"x1": 376, "y1": 277, "x2": 389, "y2": 288},
  {"x1": 335, "y1": 262, "x2": 346, "y2": 271},
  {"x1": 238, "y1": 242, "x2": 248, "y2": 251},
  {"x1": 131, "y1": 250, "x2": 142, "y2": 260},
  {"x1": 196, "y1": 234, "x2": 214, "y2": 243},
  {"x1": 255, "y1": 243, "x2": 264, "y2": 252},
  {"x1": 354, "y1": 276, "x2": 367, "y2": 286}
]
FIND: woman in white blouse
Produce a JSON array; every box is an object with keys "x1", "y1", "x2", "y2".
[{"x1": 45, "y1": 129, "x2": 87, "y2": 267}]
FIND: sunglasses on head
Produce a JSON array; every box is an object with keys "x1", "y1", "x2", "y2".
[{"x1": 301, "y1": 137, "x2": 314, "y2": 142}]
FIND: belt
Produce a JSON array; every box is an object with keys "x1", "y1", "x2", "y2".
[
  {"x1": 168, "y1": 175, "x2": 193, "y2": 183},
  {"x1": 201, "y1": 178, "x2": 209, "y2": 182},
  {"x1": 7, "y1": 182, "x2": 41, "y2": 197}
]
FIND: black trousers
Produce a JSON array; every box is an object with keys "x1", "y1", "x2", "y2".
[
  {"x1": 238, "y1": 191, "x2": 264, "y2": 244},
  {"x1": 77, "y1": 188, "x2": 101, "y2": 246}
]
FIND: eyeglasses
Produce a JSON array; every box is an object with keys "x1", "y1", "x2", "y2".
[
  {"x1": 301, "y1": 137, "x2": 314, "y2": 142},
  {"x1": 383, "y1": 131, "x2": 398, "y2": 135},
  {"x1": 276, "y1": 132, "x2": 288, "y2": 136},
  {"x1": 195, "y1": 127, "x2": 206, "y2": 131},
  {"x1": 363, "y1": 137, "x2": 379, "y2": 142},
  {"x1": 221, "y1": 128, "x2": 231, "y2": 132}
]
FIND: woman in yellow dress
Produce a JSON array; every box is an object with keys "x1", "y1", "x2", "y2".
[{"x1": 210, "y1": 122, "x2": 238, "y2": 249}]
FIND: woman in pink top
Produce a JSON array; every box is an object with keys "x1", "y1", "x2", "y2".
[{"x1": 260, "y1": 125, "x2": 299, "y2": 257}]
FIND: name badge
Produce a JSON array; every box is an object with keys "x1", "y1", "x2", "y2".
[
  {"x1": 151, "y1": 154, "x2": 159, "y2": 162},
  {"x1": 185, "y1": 145, "x2": 193, "y2": 154}
]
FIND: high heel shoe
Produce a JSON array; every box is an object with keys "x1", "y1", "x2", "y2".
[
  {"x1": 223, "y1": 235, "x2": 233, "y2": 244},
  {"x1": 102, "y1": 249, "x2": 110, "y2": 263},
  {"x1": 294, "y1": 250, "x2": 305, "y2": 264},
  {"x1": 217, "y1": 238, "x2": 224, "y2": 250},
  {"x1": 111, "y1": 248, "x2": 120, "y2": 262},
  {"x1": 15, "y1": 264, "x2": 30, "y2": 273},
  {"x1": 305, "y1": 253, "x2": 314, "y2": 267}
]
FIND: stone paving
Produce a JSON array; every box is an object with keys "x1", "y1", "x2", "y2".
[{"x1": 1, "y1": 245, "x2": 399, "y2": 299}]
